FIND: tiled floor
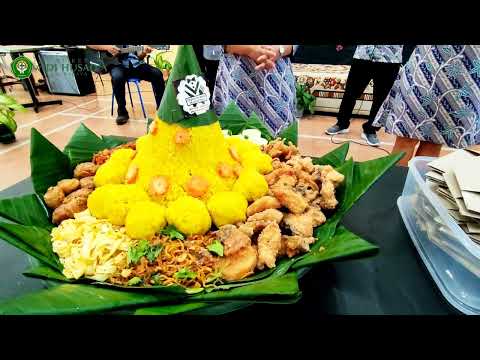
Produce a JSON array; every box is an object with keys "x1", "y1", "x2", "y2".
[{"x1": 0, "y1": 74, "x2": 456, "y2": 191}]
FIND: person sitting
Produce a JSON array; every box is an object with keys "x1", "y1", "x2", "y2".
[{"x1": 87, "y1": 45, "x2": 165, "y2": 125}]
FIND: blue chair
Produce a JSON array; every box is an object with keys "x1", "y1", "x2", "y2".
[{"x1": 111, "y1": 77, "x2": 147, "y2": 119}]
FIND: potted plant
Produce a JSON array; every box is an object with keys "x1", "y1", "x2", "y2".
[
  {"x1": 295, "y1": 83, "x2": 316, "y2": 118},
  {"x1": 0, "y1": 93, "x2": 24, "y2": 144},
  {"x1": 153, "y1": 53, "x2": 173, "y2": 81}
]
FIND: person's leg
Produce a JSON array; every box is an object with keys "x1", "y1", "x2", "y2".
[
  {"x1": 131, "y1": 63, "x2": 165, "y2": 108},
  {"x1": 416, "y1": 141, "x2": 442, "y2": 158},
  {"x1": 204, "y1": 59, "x2": 219, "y2": 97},
  {"x1": 392, "y1": 136, "x2": 419, "y2": 167},
  {"x1": 327, "y1": 59, "x2": 373, "y2": 134},
  {"x1": 109, "y1": 65, "x2": 128, "y2": 116},
  {"x1": 363, "y1": 63, "x2": 401, "y2": 134}
]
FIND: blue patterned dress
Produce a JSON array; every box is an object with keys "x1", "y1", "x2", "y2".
[
  {"x1": 213, "y1": 52, "x2": 297, "y2": 137},
  {"x1": 373, "y1": 45, "x2": 480, "y2": 148}
]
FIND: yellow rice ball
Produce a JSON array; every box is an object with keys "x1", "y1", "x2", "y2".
[
  {"x1": 207, "y1": 191, "x2": 248, "y2": 228},
  {"x1": 241, "y1": 150, "x2": 273, "y2": 174},
  {"x1": 166, "y1": 196, "x2": 212, "y2": 236},
  {"x1": 87, "y1": 184, "x2": 149, "y2": 226},
  {"x1": 232, "y1": 168, "x2": 269, "y2": 202},
  {"x1": 94, "y1": 148, "x2": 135, "y2": 187},
  {"x1": 125, "y1": 201, "x2": 166, "y2": 240}
]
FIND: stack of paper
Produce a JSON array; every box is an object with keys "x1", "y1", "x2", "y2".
[{"x1": 428, "y1": 149, "x2": 480, "y2": 245}]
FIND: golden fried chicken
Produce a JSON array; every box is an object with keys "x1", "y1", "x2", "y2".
[
  {"x1": 264, "y1": 167, "x2": 296, "y2": 186},
  {"x1": 237, "y1": 221, "x2": 271, "y2": 237},
  {"x1": 57, "y1": 179, "x2": 80, "y2": 194},
  {"x1": 43, "y1": 186, "x2": 65, "y2": 209},
  {"x1": 218, "y1": 245, "x2": 258, "y2": 281},
  {"x1": 279, "y1": 235, "x2": 316, "y2": 258},
  {"x1": 315, "y1": 165, "x2": 345, "y2": 187},
  {"x1": 246, "y1": 196, "x2": 281, "y2": 217},
  {"x1": 247, "y1": 209, "x2": 284, "y2": 224},
  {"x1": 305, "y1": 207, "x2": 327, "y2": 227},
  {"x1": 283, "y1": 213, "x2": 314, "y2": 237},
  {"x1": 286, "y1": 155, "x2": 315, "y2": 173},
  {"x1": 256, "y1": 222, "x2": 282, "y2": 270},
  {"x1": 318, "y1": 181, "x2": 338, "y2": 210},
  {"x1": 73, "y1": 162, "x2": 99, "y2": 179},
  {"x1": 216, "y1": 224, "x2": 251, "y2": 256},
  {"x1": 271, "y1": 186, "x2": 308, "y2": 214},
  {"x1": 262, "y1": 139, "x2": 299, "y2": 160},
  {"x1": 295, "y1": 176, "x2": 319, "y2": 202}
]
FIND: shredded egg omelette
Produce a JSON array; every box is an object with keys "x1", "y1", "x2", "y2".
[{"x1": 51, "y1": 209, "x2": 133, "y2": 282}]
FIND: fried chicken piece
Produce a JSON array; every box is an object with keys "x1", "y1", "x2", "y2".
[
  {"x1": 52, "y1": 197, "x2": 88, "y2": 225},
  {"x1": 216, "y1": 224, "x2": 251, "y2": 256},
  {"x1": 73, "y1": 162, "x2": 98, "y2": 179},
  {"x1": 63, "y1": 187, "x2": 94, "y2": 204},
  {"x1": 237, "y1": 221, "x2": 271, "y2": 237},
  {"x1": 283, "y1": 213, "x2": 314, "y2": 237},
  {"x1": 246, "y1": 196, "x2": 282, "y2": 216},
  {"x1": 262, "y1": 139, "x2": 299, "y2": 160},
  {"x1": 306, "y1": 207, "x2": 327, "y2": 227},
  {"x1": 271, "y1": 158, "x2": 283, "y2": 170},
  {"x1": 218, "y1": 245, "x2": 258, "y2": 281},
  {"x1": 247, "y1": 209, "x2": 284, "y2": 224},
  {"x1": 271, "y1": 186, "x2": 308, "y2": 214},
  {"x1": 318, "y1": 181, "x2": 338, "y2": 210},
  {"x1": 264, "y1": 167, "x2": 296, "y2": 186},
  {"x1": 43, "y1": 186, "x2": 65, "y2": 209},
  {"x1": 279, "y1": 235, "x2": 316, "y2": 258},
  {"x1": 57, "y1": 179, "x2": 80, "y2": 194},
  {"x1": 256, "y1": 222, "x2": 282, "y2": 270},
  {"x1": 79, "y1": 176, "x2": 95, "y2": 189},
  {"x1": 295, "y1": 175, "x2": 319, "y2": 202},
  {"x1": 313, "y1": 165, "x2": 344, "y2": 187},
  {"x1": 286, "y1": 155, "x2": 315, "y2": 173}
]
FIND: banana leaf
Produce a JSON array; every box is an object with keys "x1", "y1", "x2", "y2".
[
  {"x1": 23, "y1": 263, "x2": 72, "y2": 283},
  {"x1": 0, "y1": 272, "x2": 299, "y2": 315},
  {"x1": 63, "y1": 123, "x2": 107, "y2": 167},
  {"x1": 278, "y1": 118, "x2": 298, "y2": 145},
  {"x1": 0, "y1": 222, "x2": 61, "y2": 270},
  {"x1": 244, "y1": 112, "x2": 274, "y2": 141},
  {"x1": 101, "y1": 135, "x2": 130, "y2": 148},
  {"x1": 218, "y1": 101, "x2": 249, "y2": 135},
  {"x1": 30, "y1": 128, "x2": 71, "y2": 196},
  {"x1": 313, "y1": 142, "x2": 350, "y2": 168},
  {"x1": 0, "y1": 194, "x2": 52, "y2": 229}
]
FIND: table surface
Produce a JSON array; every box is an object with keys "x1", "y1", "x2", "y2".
[{"x1": 0, "y1": 167, "x2": 457, "y2": 315}]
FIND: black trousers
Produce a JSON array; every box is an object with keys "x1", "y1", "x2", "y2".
[
  {"x1": 337, "y1": 59, "x2": 401, "y2": 134},
  {"x1": 109, "y1": 63, "x2": 165, "y2": 114},
  {"x1": 192, "y1": 45, "x2": 219, "y2": 96}
]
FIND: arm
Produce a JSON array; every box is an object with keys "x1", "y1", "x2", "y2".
[
  {"x1": 138, "y1": 46, "x2": 154, "y2": 60},
  {"x1": 87, "y1": 45, "x2": 120, "y2": 56}
]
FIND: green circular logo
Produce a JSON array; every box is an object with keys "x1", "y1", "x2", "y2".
[{"x1": 11, "y1": 56, "x2": 33, "y2": 80}]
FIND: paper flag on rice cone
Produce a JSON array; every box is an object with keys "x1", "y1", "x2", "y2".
[{"x1": 156, "y1": 45, "x2": 217, "y2": 128}]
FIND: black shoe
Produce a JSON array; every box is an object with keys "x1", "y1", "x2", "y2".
[{"x1": 116, "y1": 112, "x2": 129, "y2": 125}]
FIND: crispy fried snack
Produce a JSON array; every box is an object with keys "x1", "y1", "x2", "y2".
[
  {"x1": 43, "y1": 186, "x2": 65, "y2": 209},
  {"x1": 271, "y1": 186, "x2": 309, "y2": 214},
  {"x1": 246, "y1": 196, "x2": 281, "y2": 217},
  {"x1": 57, "y1": 179, "x2": 80, "y2": 194},
  {"x1": 256, "y1": 222, "x2": 282, "y2": 270},
  {"x1": 218, "y1": 245, "x2": 258, "y2": 281},
  {"x1": 283, "y1": 213, "x2": 314, "y2": 237},
  {"x1": 74, "y1": 162, "x2": 99, "y2": 179},
  {"x1": 216, "y1": 224, "x2": 251, "y2": 257},
  {"x1": 262, "y1": 139, "x2": 299, "y2": 161},
  {"x1": 279, "y1": 235, "x2": 316, "y2": 258},
  {"x1": 247, "y1": 209, "x2": 284, "y2": 224},
  {"x1": 52, "y1": 197, "x2": 88, "y2": 225},
  {"x1": 63, "y1": 187, "x2": 94, "y2": 204},
  {"x1": 79, "y1": 176, "x2": 95, "y2": 189}
]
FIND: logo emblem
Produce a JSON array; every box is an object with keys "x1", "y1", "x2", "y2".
[
  {"x1": 11, "y1": 56, "x2": 33, "y2": 80},
  {"x1": 176, "y1": 74, "x2": 210, "y2": 116}
]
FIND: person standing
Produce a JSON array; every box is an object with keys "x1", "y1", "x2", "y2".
[
  {"x1": 326, "y1": 45, "x2": 404, "y2": 146},
  {"x1": 213, "y1": 45, "x2": 298, "y2": 137},
  {"x1": 87, "y1": 45, "x2": 165, "y2": 125},
  {"x1": 373, "y1": 45, "x2": 480, "y2": 166}
]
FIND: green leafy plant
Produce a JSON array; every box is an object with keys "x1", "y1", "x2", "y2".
[
  {"x1": 0, "y1": 103, "x2": 403, "y2": 315},
  {"x1": 153, "y1": 54, "x2": 173, "y2": 80},
  {"x1": 295, "y1": 83, "x2": 316, "y2": 115},
  {"x1": 0, "y1": 93, "x2": 24, "y2": 144}
]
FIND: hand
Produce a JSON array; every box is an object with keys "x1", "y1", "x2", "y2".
[
  {"x1": 105, "y1": 45, "x2": 120, "y2": 56},
  {"x1": 245, "y1": 45, "x2": 276, "y2": 69},
  {"x1": 143, "y1": 46, "x2": 154, "y2": 54}
]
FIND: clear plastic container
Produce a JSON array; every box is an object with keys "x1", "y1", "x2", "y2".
[{"x1": 398, "y1": 156, "x2": 480, "y2": 314}]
